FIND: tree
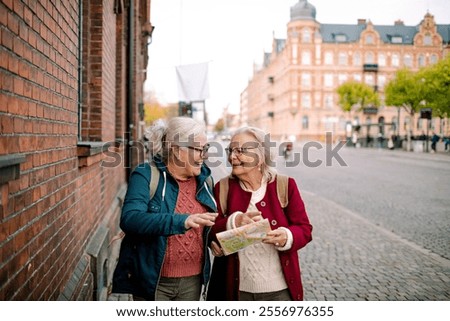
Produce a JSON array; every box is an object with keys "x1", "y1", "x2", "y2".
[
  {"x1": 337, "y1": 81, "x2": 380, "y2": 142},
  {"x1": 214, "y1": 118, "x2": 225, "y2": 133},
  {"x1": 385, "y1": 68, "x2": 426, "y2": 151},
  {"x1": 144, "y1": 101, "x2": 166, "y2": 125},
  {"x1": 337, "y1": 81, "x2": 380, "y2": 113},
  {"x1": 421, "y1": 56, "x2": 450, "y2": 118}
]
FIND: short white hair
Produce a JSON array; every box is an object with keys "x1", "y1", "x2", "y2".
[
  {"x1": 231, "y1": 126, "x2": 277, "y2": 182},
  {"x1": 145, "y1": 117, "x2": 206, "y2": 162}
]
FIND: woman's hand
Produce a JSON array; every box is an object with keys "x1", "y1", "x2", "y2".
[
  {"x1": 235, "y1": 211, "x2": 262, "y2": 227},
  {"x1": 210, "y1": 241, "x2": 224, "y2": 257},
  {"x1": 184, "y1": 213, "x2": 218, "y2": 229},
  {"x1": 263, "y1": 228, "x2": 288, "y2": 248}
]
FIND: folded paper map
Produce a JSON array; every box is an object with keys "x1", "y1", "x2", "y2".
[{"x1": 216, "y1": 218, "x2": 272, "y2": 255}]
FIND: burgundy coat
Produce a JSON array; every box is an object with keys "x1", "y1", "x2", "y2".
[{"x1": 207, "y1": 175, "x2": 313, "y2": 301}]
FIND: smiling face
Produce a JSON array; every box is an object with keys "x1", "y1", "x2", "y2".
[
  {"x1": 227, "y1": 132, "x2": 263, "y2": 180},
  {"x1": 169, "y1": 133, "x2": 208, "y2": 179}
]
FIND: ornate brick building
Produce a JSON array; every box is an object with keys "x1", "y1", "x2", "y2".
[
  {"x1": 0, "y1": 0, "x2": 152, "y2": 300},
  {"x1": 241, "y1": 0, "x2": 450, "y2": 143}
]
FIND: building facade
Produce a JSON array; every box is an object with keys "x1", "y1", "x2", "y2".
[
  {"x1": 242, "y1": 0, "x2": 450, "y2": 143},
  {"x1": 0, "y1": 0, "x2": 152, "y2": 300}
]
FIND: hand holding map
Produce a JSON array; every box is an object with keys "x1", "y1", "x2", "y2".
[{"x1": 216, "y1": 218, "x2": 272, "y2": 255}]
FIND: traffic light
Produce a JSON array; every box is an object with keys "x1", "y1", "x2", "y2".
[{"x1": 178, "y1": 101, "x2": 192, "y2": 117}]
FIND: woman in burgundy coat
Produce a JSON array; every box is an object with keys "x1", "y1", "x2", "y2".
[{"x1": 207, "y1": 127, "x2": 313, "y2": 301}]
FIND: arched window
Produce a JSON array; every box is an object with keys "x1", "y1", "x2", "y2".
[{"x1": 418, "y1": 54, "x2": 425, "y2": 67}]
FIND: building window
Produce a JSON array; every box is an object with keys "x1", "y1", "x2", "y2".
[
  {"x1": 392, "y1": 53, "x2": 399, "y2": 67},
  {"x1": 365, "y1": 74, "x2": 374, "y2": 86},
  {"x1": 325, "y1": 51, "x2": 333, "y2": 65},
  {"x1": 301, "y1": 73, "x2": 311, "y2": 87},
  {"x1": 324, "y1": 74, "x2": 333, "y2": 87},
  {"x1": 335, "y1": 34, "x2": 347, "y2": 42},
  {"x1": 353, "y1": 52, "x2": 361, "y2": 66},
  {"x1": 292, "y1": 46, "x2": 298, "y2": 64},
  {"x1": 338, "y1": 74, "x2": 347, "y2": 85},
  {"x1": 365, "y1": 34, "x2": 374, "y2": 45},
  {"x1": 378, "y1": 53, "x2": 386, "y2": 66},
  {"x1": 378, "y1": 75, "x2": 386, "y2": 88},
  {"x1": 424, "y1": 34, "x2": 432, "y2": 45},
  {"x1": 302, "y1": 51, "x2": 311, "y2": 65},
  {"x1": 302, "y1": 116, "x2": 309, "y2": 129},
  {"x1": 302, "y1": 28, "x2": 311, "y2": 43},
  {"x1": 365, "y1": 52, "x2": 374, "y2": 64},
  {"x1": 391, "y1": 36, "x2": 403, "y2": 44},
  {"x1": 430, "y1": 54, "x2": 438, "y2": 64},
  {"x1": 338, "y1": 52, "x2": 348, "y2": 65},
  {"x1": 404, "y1": 54, "x2": 412, "y2": 67},
  {"x1": 325, "y1": 94, "x2": 333, "y2": 109},
  {"x1": 418, "y1": 54, "x2": 425, "y2": 67},
  {"x1": 302, "y1": 93, "x2": 311, "y2": 109},
  {"x1": 353, "y1": 73, "x2": 362, "y2": 82}
]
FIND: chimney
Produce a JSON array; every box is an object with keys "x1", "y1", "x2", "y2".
[
  {"x1": 394, "y1": 19, "x2": 404, "y2": 26},
  {"x1": 357, "y1": 19, "x2": 366, "y2": 25}
]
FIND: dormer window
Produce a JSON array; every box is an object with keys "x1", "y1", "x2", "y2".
[
  {"x1": 391, "y1": 36, "x2": 403, "y2": 44},
  {"x1": 365, "y1": 34, "x2": 374, "y2": 44},
  {"x1": 335, "y1": 34, "x2": 347, "y2": 42},
  {"x1": 424, "y1": 34, "x2": 432, "y2": 45}
]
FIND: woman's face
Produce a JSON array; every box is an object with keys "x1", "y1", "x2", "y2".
[
  {"x1": 227, "y1": 132, "x2": 263, "y2": 179},
  {"x1": 171, "y1": 134, "x2": 209, "y2": 178}
]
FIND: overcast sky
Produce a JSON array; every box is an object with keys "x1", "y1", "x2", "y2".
[{"x1": 145, "y1": 0, "x2": 450, "y2": 124}]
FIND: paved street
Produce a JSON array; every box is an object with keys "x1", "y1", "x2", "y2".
[{"x1": 210, "y1": 143, "x2": 450, "y2": 300}]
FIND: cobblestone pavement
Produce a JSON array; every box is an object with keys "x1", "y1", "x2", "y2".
[{"x1": 299, "y1": 191, "x2": 449, "y2": 301}]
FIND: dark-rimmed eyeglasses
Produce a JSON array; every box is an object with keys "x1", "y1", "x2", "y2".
[
  {"x1": 175, "y1": 143, "x2": 211, "y2": 157},
  {"x1": 225, "y1": 146, "x2": 259, "y2": 157}
]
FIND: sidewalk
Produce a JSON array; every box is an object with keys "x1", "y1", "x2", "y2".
[{"x1": 298, "y1": 191, "x2": 450, "y2": 301}]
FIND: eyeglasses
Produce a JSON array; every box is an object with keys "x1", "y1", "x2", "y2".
[
  {"x1": 175, "y1": 143, "x2": 211, "y2": 157},
  {"x1": 225, "y1": 146, "x2": 259, "y2": 157}
]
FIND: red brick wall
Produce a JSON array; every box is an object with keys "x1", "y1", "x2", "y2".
[{"x1": 0, "y1": 0, "x2": 150, "y2": 300}]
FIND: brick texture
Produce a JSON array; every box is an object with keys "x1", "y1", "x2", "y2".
[{"x1": 0, "y1": 0, "x2": 151, "y2": 300}]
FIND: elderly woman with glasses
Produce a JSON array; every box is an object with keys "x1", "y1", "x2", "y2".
[
  {"x1": 112, "y1": 117, "x2": 218, "y2": 301},
  {"x1": 207, "y1": 126, "x2": 312, "y2": 301}
]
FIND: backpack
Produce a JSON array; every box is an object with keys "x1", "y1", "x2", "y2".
[
  {"x1": 148, "y1": 161, "x2": 213, "y2": 200},
  {"x1": 217, "y1": 174, "x2": 289, "y2": 215}
]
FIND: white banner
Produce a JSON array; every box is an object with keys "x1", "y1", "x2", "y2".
[{"x1": 176, "y1": 62, "x2": 210, "y2": 102}]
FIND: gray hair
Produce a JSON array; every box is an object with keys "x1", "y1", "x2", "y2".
[
  {"x1": 145, "y1": 117, "x2": 206, "y2": 162},
  {"x1": 231, "y1": 126, "x2": 277, "y2": 182}
]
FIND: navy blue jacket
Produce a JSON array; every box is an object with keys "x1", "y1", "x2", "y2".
[{"x1": 112, "y1": 157, "x2": 217, "y2": 300}]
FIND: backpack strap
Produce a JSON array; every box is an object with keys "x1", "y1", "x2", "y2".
[
  {"x1": 276, "y1": 174, "x2": 289, "y2": 208},
  {"x1": 219, "y1": 174, "x2": 289, "y2": 214},
  {"x1": 218, "y1": 176, "x2": 230, "y2": 215},
  {"x1": 149, "y1": 160, "x2": 160, "y2": 200}
]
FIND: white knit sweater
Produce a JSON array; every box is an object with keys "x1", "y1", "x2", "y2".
[{"x1": 226, "y1": 180, "x2": 289, "y2": 293}]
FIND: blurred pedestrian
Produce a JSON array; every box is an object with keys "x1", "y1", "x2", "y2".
[
  {"x1": 431, "y1": 132, "x2": 440, "y2": 153},
  {"x1": 112, "y1": 117, "x2": 218, "y2": 300}
]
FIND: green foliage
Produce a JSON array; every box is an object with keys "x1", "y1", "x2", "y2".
[
  {"x1": 420, "y1": 56, "x2": 450, "y2": 117},
  {"x1": 384, "y1": 68, "x2": 424, "y2": 115},
  {"x1": 337, "y1": 81, "x2": 380, "y2": 112},
  {"x1": 385, "y1": 56, "x2": 450, "y2": 117},
  {"x1": 144, "y1": 102, "x2": 167, "y2": 125}
]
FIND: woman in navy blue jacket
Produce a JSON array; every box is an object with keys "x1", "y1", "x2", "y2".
[{"x1": 112, "y1": 117, "x2": 218, "y2": 300}]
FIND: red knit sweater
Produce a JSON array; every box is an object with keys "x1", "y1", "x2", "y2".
[{"x1": 161, "y1": 178, "x2": 207, "y2": 277}]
